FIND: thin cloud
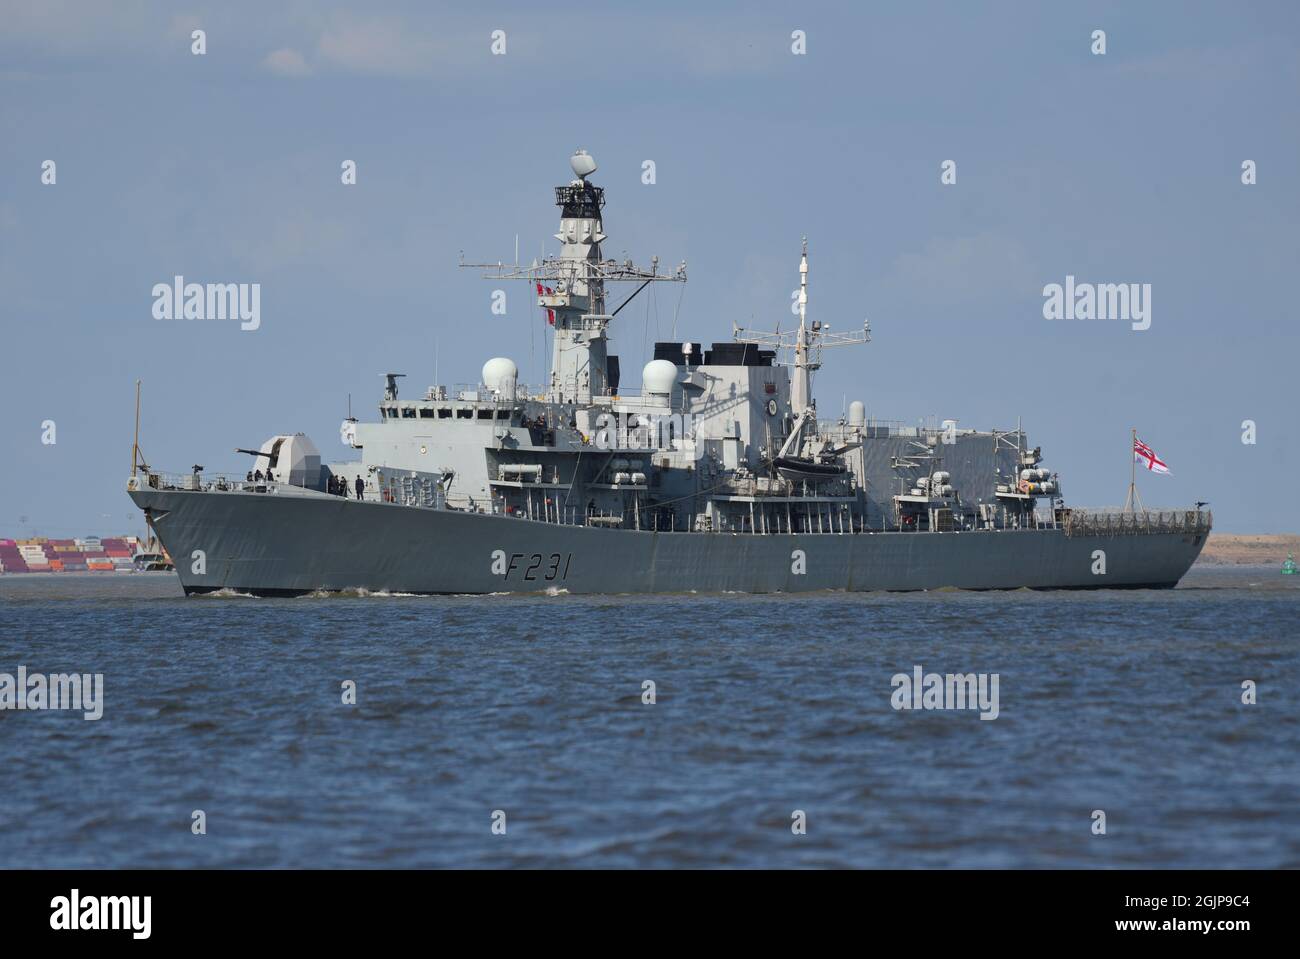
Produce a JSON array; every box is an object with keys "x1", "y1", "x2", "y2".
[
  {"x1": 315, "y1": 14, "x2": 481, "y2": 76},
  {"x1": 0, "y1": 3, "x2": 795, "y2": 79},
  {"x1": 264, "y1": 47, "x2": 311, "y2": 76}
]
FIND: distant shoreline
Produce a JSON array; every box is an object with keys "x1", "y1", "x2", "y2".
[{"x1": 1195, "y1": 533, "x2": 1299, "y2": 566}]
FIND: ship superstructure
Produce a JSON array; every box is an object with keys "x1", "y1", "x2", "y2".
[{"x1": 127, "y1": 150, "x2": 1211, "y2": 595}]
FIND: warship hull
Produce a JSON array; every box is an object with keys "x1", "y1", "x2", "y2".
[{"x1": 130, "y1": 488, "x2": 1207, "y2": 596}]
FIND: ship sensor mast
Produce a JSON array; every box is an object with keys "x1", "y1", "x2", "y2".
[
  {"x1": 733, "y1": 237, "x2": 871, "y2": 418},
  {"x1": 460, "y1": 149, "x2": 686, "y2": 405}
]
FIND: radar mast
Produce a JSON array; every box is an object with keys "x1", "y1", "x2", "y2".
[{"x1": 462, "y1": 150, "x2": 686, "y2": 405}]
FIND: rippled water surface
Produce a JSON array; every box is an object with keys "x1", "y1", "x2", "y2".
[{"x1": 1, "y1": 568, "x2": 1297, "y2": 868}]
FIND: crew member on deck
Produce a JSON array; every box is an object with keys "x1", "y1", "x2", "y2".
[{"x1": 355, "y1": 476, "x2": 364, "y2": 500}]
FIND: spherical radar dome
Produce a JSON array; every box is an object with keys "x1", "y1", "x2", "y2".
[
  {"x1": 642, "y1": 359, "x2": 678, "y2": 396},
  {"x1": 482, "y1": 357, "x2": 518, "y2": 395}
]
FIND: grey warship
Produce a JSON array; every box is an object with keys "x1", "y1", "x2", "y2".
[{"x1": 127, "y1": 149, "x2": 1210, "y2": 596}]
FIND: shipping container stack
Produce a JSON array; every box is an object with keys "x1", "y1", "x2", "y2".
[
  {"x1": 0, "y1": 539, "x2": 26, "y2": 573},
  {"x1": 16, "y1": 539, "x2": 51, "y2": 572},
  {"x1": 0, "y1": 535, "x2": 144, "y2": 573},
  {"x1": 103, "y1": 537, "x2": 138, "y2": 572}
]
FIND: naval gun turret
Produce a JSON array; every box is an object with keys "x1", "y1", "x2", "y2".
[{"x1": 233, "y1": 433, "x2": 322, "y2": 487}]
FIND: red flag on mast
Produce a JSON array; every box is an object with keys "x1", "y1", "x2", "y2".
[{"x1": 536, "y1": 282, "x2": 555, "y2": 325}]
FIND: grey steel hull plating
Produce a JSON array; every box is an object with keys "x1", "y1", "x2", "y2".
[{"x1": 130, "y1": 488, "x2": 1207, "y2": 596}]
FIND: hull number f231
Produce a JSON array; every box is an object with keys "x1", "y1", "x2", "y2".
[{"x1": 491, "y1": 550, "x2": 573, "y2": 581}]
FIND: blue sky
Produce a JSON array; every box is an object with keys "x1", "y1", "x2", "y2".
[{"x1": 2, "y1": 0, "x2": 1297, "y2": 535}]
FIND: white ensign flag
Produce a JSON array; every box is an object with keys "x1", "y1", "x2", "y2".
[{"x1": 1134, "y1": 437, "x2": 1170, "y2": 474}]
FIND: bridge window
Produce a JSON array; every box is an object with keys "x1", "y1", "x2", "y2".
[
  {"x1": 456, "y1": 409, "x2": 472, "y2": 419},
  {"x1": 401, "y1": 408, "x2": 416, "y2": 418},
  {"x1": 419, "y1": 408, "x2": 434, "y2": 418},
  {"x1": 477, "y1": 409, "x2": 494, "y2": 420}
]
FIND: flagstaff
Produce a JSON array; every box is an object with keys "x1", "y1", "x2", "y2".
[{"x1": 1124, "y1": 426, "x2": 1141, "y2": 513}]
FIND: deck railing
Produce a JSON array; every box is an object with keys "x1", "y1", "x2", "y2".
[
  {"x1": 134, "y1": 471, "x2": 422, "y2": 506},
  {"x1": 137, "y1": 472, "x2": 1212, "y2": 538},
  {"x1": 1061, "y1": 508, "x2": 1212, "y2": 538}
]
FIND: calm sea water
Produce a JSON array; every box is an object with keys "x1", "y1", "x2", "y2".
[{"x1": 1, "y1": 567, "x2": 1296, "y2": 869}]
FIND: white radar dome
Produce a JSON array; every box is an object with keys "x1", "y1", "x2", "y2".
[
  {"x1": 482, "y1": 357, "x2": 518, "y2": 401},
  {"x1": 642, "y1": 359, "x2": 678, "y2": 397},
  {"x1": 570, "y1": 150, "x2": 597, "y2": 179},
  {"x1": 848, "y1": 401, "x2": 866, "y2": 428}
]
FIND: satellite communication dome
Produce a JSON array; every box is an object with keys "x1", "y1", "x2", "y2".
[
  {"x1": 848, "y1": 401, "x2": 866, "y2": 428},
  {"x1": 642, "y1": 359, "x2": 677, "y2": 397},
  {"x1": 482, "y1": 357, "x2": 518, "y2": 400},
  {"x1": 570, "y1": 150, "x2": 597, "y2": 179}
]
